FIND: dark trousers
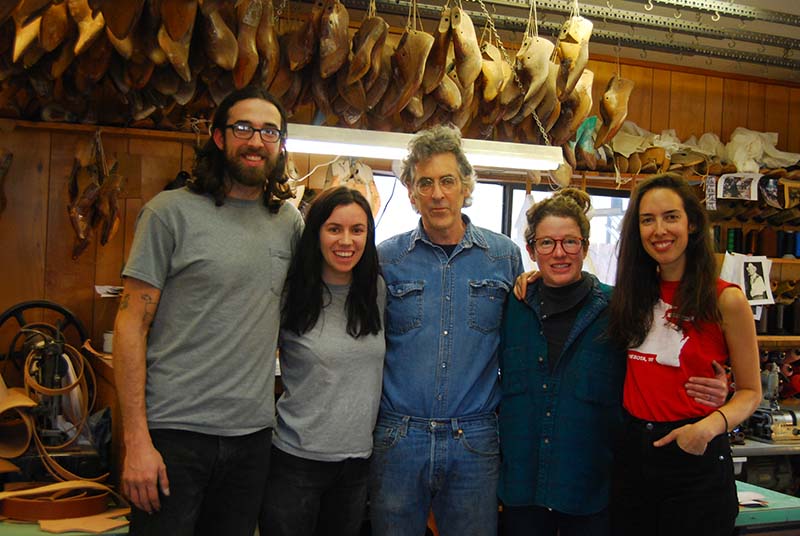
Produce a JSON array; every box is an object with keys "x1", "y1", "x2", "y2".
[
  {"x1": 129, "y1": 428, "x2": 271, "y2": 536},
  {"x1": 502, "y1": 505, "x2": 610, "y2": 536},
  {"x1": 611, "y1": 414, "x2": 738, "y2": 536},
  {"x1": 260, "y1": 445, "x2": 370, "y2": 536}
]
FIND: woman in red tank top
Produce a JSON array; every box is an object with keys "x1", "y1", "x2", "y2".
[{"x1": 608, "y1": 173, "x2": 761, "y2": 536}]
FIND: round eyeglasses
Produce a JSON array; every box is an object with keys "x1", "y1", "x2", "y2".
[
  {"x1": 528, "y1": 237, "x2": 586, "y2": 255},
  {"x1": 225, "y1": 122, "x2": 282, "y2": 143},
  {"x1": 414, "y1": 175, "x2": 460, "y2": 197}
]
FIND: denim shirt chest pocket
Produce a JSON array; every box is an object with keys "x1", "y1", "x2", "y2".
[
  {"x1": 386, "y1": 281, "x2": 424, "y2": 335},
  {"x1": 468, "y1": 279, "x2": 509, "y2": 333}
]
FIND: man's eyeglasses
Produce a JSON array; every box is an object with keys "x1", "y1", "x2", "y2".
[
  {"x1": 528, "y1": 237, "x2": 586, "y2": 255},
  {"x1": 225, "y1": 122, "x2": 282, "y2": 143},
  {"x1": 414, "y1": 176, "x2": 460, "y2": 197}
]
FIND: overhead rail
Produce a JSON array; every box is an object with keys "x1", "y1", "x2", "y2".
[
  {"x1": 343, "y1": 0, "x2": 800, "y2": 71},
  {"x1": 650, "y1": 0, "x2": 800, "y2": 26},
  {"x1": 485, "y1": 0, "x2": 800, "y2": 51}
]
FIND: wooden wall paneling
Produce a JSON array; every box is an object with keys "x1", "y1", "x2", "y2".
[
  {"x1": 0, "y1": 129, "x2": 50, "y2": 352},
  {"x1": 721, "y1": 78, "x2": 749, "y2": 143},
  {"x1": 649, "y1": 70, "x2": 671, "y2": 135},
  {"x1": 91, "y1": 135, "x2": 128, "y2": 344},
  {"x1": 746, "y1": 82, "x2": 766, "y2": 133},
  {"x1": 764, "y1": 85, "x2": 790, "y2": 151},
  {"x1": 586, "y1": 59, "x2": 617, "y2": 121},
  {"x1": 704, "y1": 77, "x2": 724, "y2": 137},
  {"x1": 668, "y1": 71, "x2": 706, "y2": 141},
  {"x1": 128, "y1": 139, "x2": 184, "y2": 204},
  {"x1": 620, "y1": 64, "x2": 654, "y2": 132},
  {"x1": 787, "y1": 88, "x2": 800, "y2": 154},
  {"x1": 43, "y1": 132, "x2": 96, "y2": 343},
  {"x1": 122, "y1": 198, "x2": 142, "y2": 266}
]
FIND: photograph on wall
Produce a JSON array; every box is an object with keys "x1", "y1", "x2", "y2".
[
  {"x1": 780, "y1": 178, "x2": 800, "y2": 209},
  {"x1": 719, "y1": 252, "x2": 774, "y2": 306},
  {"x1": 716, "y1": 173, "x2": 761, "y2": 201}
]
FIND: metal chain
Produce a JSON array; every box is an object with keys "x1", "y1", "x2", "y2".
[
  {"x1": 474, "y1": 0, "x2": 550, "y2": 145},
  {"x1": 275, "y1": 0, "x2": 289, "y2": 18}
]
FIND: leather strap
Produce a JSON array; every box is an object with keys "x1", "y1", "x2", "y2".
[
  {"x1": 0, "y1": 480, "x2": 128, "y2": 522},
  {"x1": 22, "y1": 340, "x2": 109, "y2": 482}
]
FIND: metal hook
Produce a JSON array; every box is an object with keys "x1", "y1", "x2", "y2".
[
  {"x1": 758, "y1": 43, "x2": 765, "y2": 54},
  {"x1": 607, "y1": 0, "x2": 613, "y2": 8},
  {"x1": 705, "y1": 57, "x2": 712, "y2": 65},
  {"x1": 640, "y1": 49, "x2": 647, "y2": 59},
  {"x1": 711, "y1": 11, "x2": 720, "y2": 22},
  {"x1": 728, "y1": 39, "x2": 736, "y2": 48},
  {"x1": 644, "y1": 0, "x2": 653, "y2": 11},
  {"x1": 674, "y1": 8, "x2": 681, "y2": 19}
]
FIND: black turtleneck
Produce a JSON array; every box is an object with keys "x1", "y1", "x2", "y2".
[{"x1": 531, "y1": 274, "x2": 593, "y2": 371}]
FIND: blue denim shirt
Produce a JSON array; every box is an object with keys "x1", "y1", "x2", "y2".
[{"x1": 377, "y1": 215, "x2": 524, "y2": 419}]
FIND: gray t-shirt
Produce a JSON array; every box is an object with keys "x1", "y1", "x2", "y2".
[
  {"x1": 122, "y1": 188, "x2": 303, "y2": 436},
  {"x1": 273, "y1": 279, "x2": 387, "y2": 461}
]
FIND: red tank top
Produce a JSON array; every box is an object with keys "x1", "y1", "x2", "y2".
[{"x1": 623, "y1": 279, "x2": 736, "y2": 422}]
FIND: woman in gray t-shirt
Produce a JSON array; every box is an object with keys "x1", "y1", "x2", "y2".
[{"x1": 260, "y1": 186, "x2": 386, "y2": 536}]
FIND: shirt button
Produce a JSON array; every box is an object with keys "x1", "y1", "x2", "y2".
[
  {"x1": 441, "y1": 363, "x2": 447, "y2": 368},
  {"x1": 430, "y1": 422, "x2": 437, "y2": 429},
  {"x1": 437, "y1": 394, "x2": 443, "y2": 400},
  {"x1": 543, "y1": 438, "x2": 550, "y2": 444},
  {"x1": 538, "y1": 356, "x2": 544, "y2": 363},
  {"x1": 443, "y1": 330, "x2": 448, "y2": 336},
  {"x1": 542, "y1": 384, "x2": 548, "y2": 390},
  {"x1": 545, "y1": 411, "x2": 551, "y2": 417},
  {"x1": 445, "y1": 296, "x2": 451, "y2": 301},
  {"x1": 646, "y1": 423, "x2": 654, "y2": 431}
]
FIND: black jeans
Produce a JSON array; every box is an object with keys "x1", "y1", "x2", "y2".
[
  {"x1": 502, "y1": 505, "x2": 610, "y2": 536},
  {"x1": 611, "y1": 413, "x2": 738, "y2": 536},
  {"x1": 129, "y1": 428, "x2": 271, "y2": 536},
  {"x1": 260, "y1": 445, "x2": 370, "y2": 536}
]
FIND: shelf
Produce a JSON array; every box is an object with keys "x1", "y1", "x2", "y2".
[{"x1": 757, "y1": 336, "x2": 800, "y2": 349}]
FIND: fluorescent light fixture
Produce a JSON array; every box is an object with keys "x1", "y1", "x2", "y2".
[{"x1": 286, "y1": 123, "x2": 563, "y2": 171}]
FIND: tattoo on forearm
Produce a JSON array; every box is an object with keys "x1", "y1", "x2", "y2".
[
  {"x1": 142, "y1": 294, "x2": 158, "y2": 326},
  {"x1": 119, "y1": 294, "x2": 130, "y2": 310}
]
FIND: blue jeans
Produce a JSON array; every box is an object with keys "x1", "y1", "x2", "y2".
[
  {"x1": 368, "y1": 411, "x2": 500, "y2": 536},
  {"x1": 129, "y1": 428, "x2": 271, "y2": 536},
  {"x1": 260, "y1": 445, "x2": 370, "y2": 536}
]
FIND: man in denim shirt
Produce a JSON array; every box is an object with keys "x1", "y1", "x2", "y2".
[{"x1": 369, "y1": 125, "x2": 523, "y2": 535}]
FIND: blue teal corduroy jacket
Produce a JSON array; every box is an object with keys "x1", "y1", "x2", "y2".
[{"x1": 498, "y1": 273, "x2": 625, "y2": 515}]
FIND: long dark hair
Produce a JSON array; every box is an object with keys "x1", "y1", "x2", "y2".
[
  {"x1": 189, "y1": 86, "x2": 293, "y2": 213},
  {"x1": 282, "y1": 187, "x2": 382, "y2": 338},
  {"x1": 608, "y1": 173, "x2": 719, "y2": 348}
]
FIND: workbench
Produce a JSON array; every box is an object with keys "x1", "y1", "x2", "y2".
[{"x1": 736, "y1": 480, "x2": 800, "y2": 534}]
